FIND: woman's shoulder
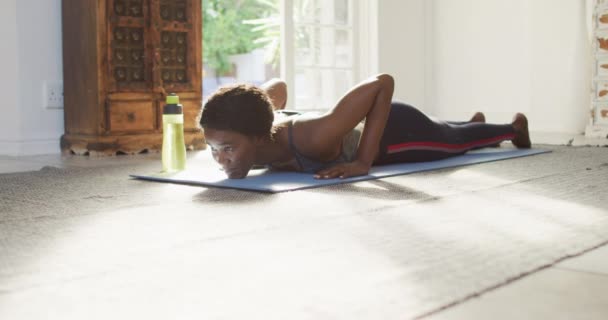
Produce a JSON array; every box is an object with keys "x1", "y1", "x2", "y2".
[{"x1": 272, "y1": 111, "x2": 320, "y2": 133}]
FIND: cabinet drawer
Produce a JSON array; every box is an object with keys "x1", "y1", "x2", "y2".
[{"x1": 108, "y1": 100, "x2": 156, "y2": 132}]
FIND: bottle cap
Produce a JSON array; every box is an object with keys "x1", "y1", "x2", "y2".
[
  {"x1": 166, "y1": 93, "x2": 179, "y2": 104},
  {"x1": 163, "y1": 93, "x2": 183, "y2": 114}
]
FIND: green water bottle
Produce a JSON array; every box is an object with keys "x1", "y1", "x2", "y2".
[{"x1": 162, "y1": 93, "x2": 187, "y2": 172}]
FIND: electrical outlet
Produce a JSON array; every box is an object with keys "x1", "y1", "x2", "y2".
[{"x1": 44, "y1": 81, "x2": 64, "y2": 109}]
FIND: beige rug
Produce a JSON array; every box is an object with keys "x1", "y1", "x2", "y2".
[{"x1": 1, "y1": 146, "x2": 607, "y2": 319}]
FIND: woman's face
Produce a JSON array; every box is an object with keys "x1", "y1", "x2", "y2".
[{"x1": 204, "y1": 128, "x2": 260, "y2": 179}]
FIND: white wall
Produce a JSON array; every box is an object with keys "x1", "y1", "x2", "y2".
[
  {"x1": 0, "y1": 0, "x2": 63, "y2": 156},
  {"x1": 0, "y1": 0, "x2": 22, "y2": 154},
  {"x1": 16, "y1": 0, "x2": 64, "y2": 154},
  {"x1": 376, "y1": 0, "x2": 428, "y2": 109},
  {"x1": 377, "y1": 0, "x2": 592, "y2": 142},
  {"x1": 431, "y1": 1, "x2": 534, "y2": 119},
  {"x1": 528, "y1": 0, "x2": 591, "y2": 136}
]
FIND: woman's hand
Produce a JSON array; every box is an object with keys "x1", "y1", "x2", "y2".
[{"x1": 314, "y1": 160, "x2": 371, "y2": 179}]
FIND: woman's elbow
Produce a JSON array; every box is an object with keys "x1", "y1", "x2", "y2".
[{"x1": 376, "y1": 73, "x2": 394, "y2": 94}]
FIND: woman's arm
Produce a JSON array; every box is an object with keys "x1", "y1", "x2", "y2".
[
  {"x1": 306, "y1": 74, "x2": 395, "y2": 179},
  {"x1": 351, "y1": 74, "x2": 394, "y2": 167}
]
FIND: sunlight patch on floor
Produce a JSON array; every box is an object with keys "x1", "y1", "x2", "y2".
[
  {"x1": 397, "y1": 189, "x2": 607, "y2": 250},
  {"x1": 447, "y1": 168, "x2": 516, "y2": 189}
]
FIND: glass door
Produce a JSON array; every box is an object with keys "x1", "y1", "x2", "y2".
[{"x1": 283, "y1": 0, "x2": 357, "y2": 110}]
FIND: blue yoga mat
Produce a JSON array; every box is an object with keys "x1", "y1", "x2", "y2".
[{"x1": 130, "y1": 148, "x2": 550, "y2": 193}]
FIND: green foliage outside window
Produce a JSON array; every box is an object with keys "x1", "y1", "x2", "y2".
[{"x1": 203, "y1": 0, "x2": 278, "y2": 76}]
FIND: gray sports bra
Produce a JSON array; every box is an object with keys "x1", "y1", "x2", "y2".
[{"x1": 286, "y1": 122, "x2": 362, "y2": 173}]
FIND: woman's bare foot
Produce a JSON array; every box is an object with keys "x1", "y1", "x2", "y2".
[
  {"x1": 511, "y1": 113, "x2": 531, "y2": 148},
  {"x1": 469, "y1": 112, "x2": 486, "y2": 123}
]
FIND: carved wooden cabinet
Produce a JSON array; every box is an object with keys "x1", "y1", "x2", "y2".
[{"x1": 61, "y1": 0, "x2": 205, "y2": 155}]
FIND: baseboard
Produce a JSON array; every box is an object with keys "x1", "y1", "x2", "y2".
[
  {"x1": 527, "y1": 131, "x2": 607, "y2": 147},
  {"x1": 0, "y1": 138, "x2": 61, "y2": 156},
  {"x1": 579, "y1": 124, "x2": 608, "y2": 146},
  {"x1": 585, "y1": 124, "x2": 608, "y2": 138},
  {"x1": 572, "y1": 135, "x2": 608, "y2": 146},
  {"x1": 529, "y1": 131, "x2": 579, "y2": 146}
]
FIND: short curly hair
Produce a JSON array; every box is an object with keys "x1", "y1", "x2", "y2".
[{"x1": 200, "y1": 84, "x2": 275, "y2": 140}]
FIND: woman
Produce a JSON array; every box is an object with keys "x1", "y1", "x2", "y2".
[{"x1": 200, "y1": 74, "x2": 530, "y2": 179}]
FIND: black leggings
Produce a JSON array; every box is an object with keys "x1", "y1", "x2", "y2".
[{"x1": 374, "y1": 102, "x2": 516, "y2": 165}]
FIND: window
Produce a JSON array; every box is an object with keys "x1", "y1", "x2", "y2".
[
  {"x1": 282, "y1": 0, "x2": 358, "y2": 110},
  {"x1": 202, "y1": 0, "x2": 280, "y2": 98},
  {"x1": 202, "y1": 0, "x2": 359, "y2": 111}
]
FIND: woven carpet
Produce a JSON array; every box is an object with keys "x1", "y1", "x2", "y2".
[{"x1": 1, "y1": 145, "x2": 607, "y2": 319}]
